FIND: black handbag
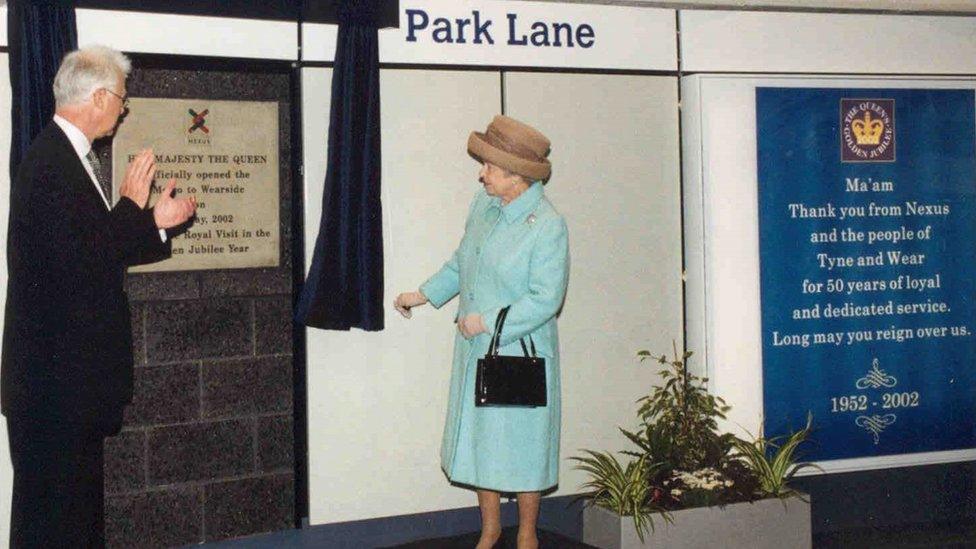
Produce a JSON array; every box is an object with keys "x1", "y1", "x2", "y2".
[{"x1": 475, "y1": 306, "x2": 547, "y2": 407}]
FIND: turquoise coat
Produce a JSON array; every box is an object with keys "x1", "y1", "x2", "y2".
[{"x1": 421, "y1": 182, "x2": 569, "y2": 492}]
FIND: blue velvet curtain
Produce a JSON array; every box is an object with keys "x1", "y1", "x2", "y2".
[
  {"x1": 296, "y1": 1, "x2": 384, "y2": 331},
  {"x1": 7, "y1": 0, "x2": 78, "y2": 181}
]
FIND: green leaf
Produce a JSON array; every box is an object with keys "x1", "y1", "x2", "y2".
[{"x1": 575, "y1": 342, "x2": 812, "y2": 540}]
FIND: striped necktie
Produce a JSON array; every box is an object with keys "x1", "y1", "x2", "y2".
[{"x1": 85, "y1": 150, "x2": 112, "y2": 203}]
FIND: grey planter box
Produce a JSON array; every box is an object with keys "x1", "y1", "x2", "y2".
[{"x1": 583, "y1": 494, "x2": 811, "y2": 549}]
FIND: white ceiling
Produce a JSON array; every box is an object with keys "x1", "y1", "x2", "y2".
[
  {"x1": 537, "y1": 0, "x2": 976, "y2": 13},
  {"x1": 664, "y1": 0, "x2": 976, "y2": 12},
  {"x1": 2, "y1": 0, "x2": 974, "y2": 15}
]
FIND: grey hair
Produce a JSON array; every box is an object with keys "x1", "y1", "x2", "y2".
[
  {"x1": 53, "y1": 45, "x2": 131, "y2": 108},
  {"x1": 499, "y1": 166, "x2": 532, "y2": 186}
]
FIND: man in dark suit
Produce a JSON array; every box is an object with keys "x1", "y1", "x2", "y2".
[{"x1": 1, "y1": 45, "x2": 197, "y2": 547}]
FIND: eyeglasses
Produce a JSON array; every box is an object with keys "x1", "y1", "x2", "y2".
[{"x1": 103, "y1": 88, "x2": 129, "y2": 108}]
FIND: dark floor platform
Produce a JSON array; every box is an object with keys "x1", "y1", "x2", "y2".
[{"x1": 384, "y1": 527, "x2": 596, "y2": 549}]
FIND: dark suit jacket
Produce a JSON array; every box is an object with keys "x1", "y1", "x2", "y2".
[{"x1": 1, "y1": 122, "x2": 170, "y2": 434}]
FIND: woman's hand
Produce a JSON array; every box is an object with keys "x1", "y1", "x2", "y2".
[
  {"x1": 457, "y1": 313, "x2": 487, "y2": 339},
  {"x1": 394, "y1": 291, "x2": 429, "y2": 318}
]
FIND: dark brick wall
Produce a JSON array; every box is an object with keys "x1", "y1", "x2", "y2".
[
  {"x1": 793, "y1": 461, "x2": 976, "y2": 537},
  {"x1": 101, "y1": 65, "x2": 296, "y2": 548}
]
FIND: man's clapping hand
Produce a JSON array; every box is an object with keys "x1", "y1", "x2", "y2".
[
  {"x1": 119, "y1": 148, "x2": 156, "y2": 207},
  {"x1": 153, "y1": 179, "x2": 197, "y2": 229}
]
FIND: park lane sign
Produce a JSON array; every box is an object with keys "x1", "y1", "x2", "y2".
[{"x1": 303, "y1": 0, "x2": 677, "y2": 71}]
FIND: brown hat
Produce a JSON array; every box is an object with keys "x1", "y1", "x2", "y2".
[{"x1": 467, "y1": 115, "x2": 552, "y2": 181}]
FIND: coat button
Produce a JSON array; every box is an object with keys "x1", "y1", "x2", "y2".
[{"x1": 468, "y1": 292, "x2": 474, "y2": 299}]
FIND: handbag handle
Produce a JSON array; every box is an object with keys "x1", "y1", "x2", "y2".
[{"x1": 487, "y1": 306, "x2": 537, "y2": 358}]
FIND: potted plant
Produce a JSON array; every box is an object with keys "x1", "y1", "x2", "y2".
[{"x1": 573, "y1": 344, "x2": 817, "y2": 549}]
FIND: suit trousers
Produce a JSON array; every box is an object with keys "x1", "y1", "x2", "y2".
[{"x1": 6, "y1": 417, "x2": 106, "y2": 549}]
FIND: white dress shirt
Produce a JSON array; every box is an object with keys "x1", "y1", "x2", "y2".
[
  {"x1": 52, "y1": 115, "x2": 167, "y2": 241},
  {"x1": 53, "y1": 114, "x2": 111, "y2": 209}
]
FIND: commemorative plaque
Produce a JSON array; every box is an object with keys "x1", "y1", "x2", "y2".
[
  {"x1": 112, "y1": 98, "x2": 280, "y2": 272},
  {"x1": 756, "y1": 87, "x2": 976, "y2": 462}
]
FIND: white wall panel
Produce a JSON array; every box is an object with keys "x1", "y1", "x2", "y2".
[
  {"x1": 302, "y1": 23, "x2": 339, "y2": 64},
  {"x1": 302, "y1": 69, "x2": 333, "y2": 284},
  {"x1": 0, "y1": 6, "x2": 6, "y2": 47},
  {"x1": 504, "y1": 72, "x2": 683, "y2": 497},
  {"x1": 305, "y1": 68, "x2": 682, "y2": 522},
  {"x1": 76, "y1": 9, "x2": 296, "y2": 60},
  {"x1": 304, "y1": 68, "x2": 501, "y2": 524},
  {"x1": 0, "y1": 52, "x2": 14, "y2": 549},
  {"x1": 681, "y1": 10, "x2": 976, "y2": 74},
  {"x1": 681, "y1": 75, "x2": 708, "y2": 379},
  {"x1": 684, "y1": 75, "x2": 766, "y2": 441}
]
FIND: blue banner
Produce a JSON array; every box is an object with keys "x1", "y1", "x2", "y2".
[{"x1": 757, "y1": 87, "x2": 976, "y2": 461}]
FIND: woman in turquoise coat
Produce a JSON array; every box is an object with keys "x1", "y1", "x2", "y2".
[{"x1": 395, "y1": 115, "x2": 569, "y2": 549}]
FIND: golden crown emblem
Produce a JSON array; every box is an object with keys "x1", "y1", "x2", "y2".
[{"x1": 851, "y1": 111, "x2": 885, "y2": 146}]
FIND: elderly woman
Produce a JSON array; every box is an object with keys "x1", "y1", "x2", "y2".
[{"x1": 395, "y1": 115, "x2": 569, "y2": 549}]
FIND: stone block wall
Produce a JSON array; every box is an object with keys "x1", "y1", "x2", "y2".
[{"x1": 98, "y1": 64, "x2": 297, "y2": 547}]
